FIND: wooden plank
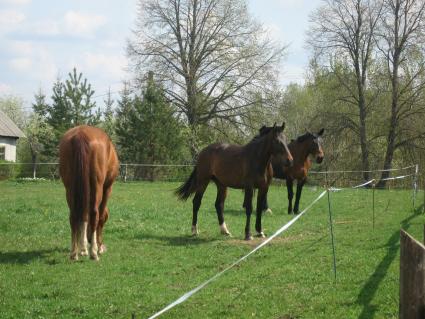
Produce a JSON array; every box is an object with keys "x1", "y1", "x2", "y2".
[{"x1": 400, "y1": 229, "x2": 425, "y2": 319}]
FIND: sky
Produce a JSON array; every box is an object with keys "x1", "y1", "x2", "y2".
[{"x1": 0, "y1": 0, "x2": 322, "y2": 111}]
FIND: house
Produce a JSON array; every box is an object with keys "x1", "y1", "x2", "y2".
[{"x1": 0, "y1": 110, "x2": 25, "y2": 162}]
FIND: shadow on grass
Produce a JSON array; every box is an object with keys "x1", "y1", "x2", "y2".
[
  {"x1": 135, "y1": 232, "x2": 218, "y2": 246},
  {"x1": 355, "y1": 204, "x2": 423, "y2": 319},
  {"x1": 0, "y1": 247, "x2": 67, "y2": 265}
]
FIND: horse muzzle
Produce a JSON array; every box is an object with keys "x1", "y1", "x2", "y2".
[{"x1": 316, "y1": 156, "x2": 324, "y2": 164}]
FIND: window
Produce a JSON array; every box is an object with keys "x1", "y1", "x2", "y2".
[{"x1": 0, "y1": 146, "x2": 5, "y2": 161}]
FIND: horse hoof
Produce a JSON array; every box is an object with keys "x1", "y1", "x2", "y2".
[
  {"x1": 80, "y1": 250, "x2": 88, "y2": 256},
  {"x1": 90, "y1": 254, "x2": 99, "y2": 261},
  {"x1": 256, "y1": 232, "x2": 266, "y2": 238},
  {"x1": 219, "y1": 223, "x2": 232, "y2": 236},
  {"x1": 70, "y1": 253, "x2": 79, "y2": 261},
  {"x1": 99, "y1": 244, "x2": 107, "y2": 254},
  {"x1": 191, "y1": 225, "x2": 199, "y2": 236},
  {"x1": 264, "y1": 208, "x2": 273, "y2": 215},
  {"x1": 245, "y1": 234, "x2": 253, "y2": 241}
]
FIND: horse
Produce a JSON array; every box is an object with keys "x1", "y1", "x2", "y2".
[
  {"x1": 260, "y1": 128, "x2": 324, "y2": 214},
  {"x1": 59, "y1": 125, "x2": 119, "y2": 261},
  {"x1": 175, "y1": 123, "x2": 293, "y2": 240}
]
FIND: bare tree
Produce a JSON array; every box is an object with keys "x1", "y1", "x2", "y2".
[
  {"x1": 308, "y1": 0, "x2": 383, "y2": 181},
  {"x1": 128, "y1": 0, "x2": 285, "y2": 155},
  {"x1": 376, "y1": 0, "x2": 425, "y2": 185}
]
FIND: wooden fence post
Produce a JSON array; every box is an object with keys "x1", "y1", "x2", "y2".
[{"x1": 399, "y1": 229, "x2": 425, "y2": 319}]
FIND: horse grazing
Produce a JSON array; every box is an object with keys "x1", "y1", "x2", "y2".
[
  {"x1": 175, "y1": 123, "x2": 293, "y2": 240},
  {"x1": 262, "y1": 128, "x2": 324, "y2": 214},
  {"x1": 59, "y1": 125, "x2": 119, "y2": 261}
]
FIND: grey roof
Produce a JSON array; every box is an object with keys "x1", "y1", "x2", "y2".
[{"x1": 0, "y1": 110, "x2": 25, "y2": 138}]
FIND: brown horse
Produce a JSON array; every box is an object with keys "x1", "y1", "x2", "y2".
[
  {"x1": 59, "y1": 125, "x2": 119, "y2": 261},
  {"x1": 261, "y1": 128, "x2": 324, "y2": 214},
  {"x1": 175, "y1": 123, "x2": 293, "y2": 240}
]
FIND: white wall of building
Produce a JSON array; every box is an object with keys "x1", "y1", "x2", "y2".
[{"x1": 0, "y1": 136, "x2": 18, "y2": 162}]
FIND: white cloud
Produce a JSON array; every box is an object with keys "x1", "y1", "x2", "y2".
[
  {"x1": 83, "y1": 52, "x2": 127, "y2": 79},
  {"x1": 0, "y1": 83, "x2": 13, "y2": 94},
  {"x1": 9, "y1": 57, "x2": 32, "y2": 71},
  {"x1": 64, "y1": 11, "x2": 106, "y2": 37},
  {"x1": 0, "y1": 0, "x2": 31, "y2": 5},
  {"x1": 0, "y1": 10, "x2": 25, "y2": 34},
  {"x1": 32, "y1": 19, "x2": 61, "y2": 36}
]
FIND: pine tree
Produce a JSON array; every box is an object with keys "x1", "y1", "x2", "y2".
[
  {"x1": 38, "y1": 68, "x2": 100, "y2": 159},
  {"x1": 115, "y1": 82, "x2": 134, "y2": 163},
  {"x1": 115, "y1": 74, "x2": 186, "y2": 180},
  {"x1": 101, "y1": 88, "x2": 115, "y2": 141}
]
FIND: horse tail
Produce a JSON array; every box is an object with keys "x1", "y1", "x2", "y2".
[
  {"x1": 70, "y1": 132, "x2": 91, "y2": 223},
  {"x1": 175, "y1": 167, "x2": 197, "y2": 201}
]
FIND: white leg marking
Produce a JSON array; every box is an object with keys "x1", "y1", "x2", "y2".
[
  {"x1": 220, "y1": 222, "x2": 232, "y2": 236},
  {"x1": 191, "y1": 225, "x2": 199, "y2": 236},
  {"x1": 264, "y1": 208, "x2": 273, "y2": 215},
  {"x1": 99, "y1": 244, "x2": 107, "y2": 254},
  {"x1": 70, "y1": 232, "x2": 79, "y2": 260},
  {"x1": 90, "y1": 230, "x2": 99, "y2": 261},
  {"x1": 79, "y1": 222, "x2": 88, "y2": 256}
]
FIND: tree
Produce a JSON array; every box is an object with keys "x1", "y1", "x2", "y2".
[
  {"x1": 116, "y1": 74, "x2": 186, "y2": 180},
  {"x1": 101, "y1": 88, "x2": 116, "y2": 142},
  {"x1": 128, "y1": 0, "x2": 285, "y2": 155},
  {"x1": 37, "y1": 68, "x2": 100, "y2": 159},
  {"x1": 115, "y1": 82, "x2": 134, "y2": 163},
  {"x1": 0, "y1": 95, "x2": 26, "y2": 130},
  {"x1": 376, "y1": 0, "x2": 425, "y2": 185},
  {"x1": 308, "y1": 0, "x2": 383, "y2": 181}
]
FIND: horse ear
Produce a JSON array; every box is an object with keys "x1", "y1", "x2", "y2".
[
  {"x1": 318, "y1": 128, "x2": 325, "y2": 136},
  {"x1": 281, "y1": 122, "x2": 285, "y2": 131}
]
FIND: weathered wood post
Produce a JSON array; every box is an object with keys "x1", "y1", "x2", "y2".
[{"x1": 399, "y1": 229, "x2": 425, "y2": 319}]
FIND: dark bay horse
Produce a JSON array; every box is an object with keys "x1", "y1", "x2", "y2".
[
  {"x1": 175, "y1": 123, "x2": 293, "y2": 240},
  {"x1": 59, "y1": 125, "x2": 119, "y2": 261},
  {"x1": 262, "y1": 128, "x2": 324, "y2": 214}
]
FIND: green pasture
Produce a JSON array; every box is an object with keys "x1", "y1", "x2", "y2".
[{"x1": 0, "y1": 180, "x2": 423, "y2": 318}]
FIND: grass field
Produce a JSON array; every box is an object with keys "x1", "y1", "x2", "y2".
[{"x1": 0, "y1": 180, "x2": 423, "y2": 319}]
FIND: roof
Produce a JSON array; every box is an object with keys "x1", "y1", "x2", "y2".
[{"x1": 0, "y1": 109, "x2": 25, "y2": 138}]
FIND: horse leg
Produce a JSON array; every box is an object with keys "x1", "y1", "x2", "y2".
[
  {"x1": 192, "y1": 181, "x2": 208, "y2": 236},
  {"x1": 66, "y1": 189, "x2": 79, "y2": 260},
  {"x1": 286, "y1": 179, "x2": 294, "y2": 214},
  {"x1": 244, "y1": 187, "x2": 254, "y2": 240},
  {"x1": 97, "y1": 184, "x2": 112, "y2": 254},
  {"x1": 294, "y1": 179, "x2": 306, "y2": 214},
  {"x1": 255, "y1": 187, "x2": 267, "y2": 238},
  {"x1": 79, "y1": 221, "x2": 89, "y2": 256},
  {"x1": 89, "y1": 182, "x2": 103, "y2": 261},
  {"x1": 215, "y1": 184, "x2": 231, "y2": 236}
]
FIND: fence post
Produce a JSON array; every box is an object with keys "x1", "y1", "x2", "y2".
[
  {"x1": 399, "y1": 229, "x2": 425, "y2": 319},
  {"x1": 124, "y1": 164, "x2": 128, "y2": 183},
  {"x1": 413, "y1": 164, "x2": 419, "y2": 211},
  {"x1": 327, "y1": 189, "x2": 337, "y2": 281},
  {"x1": 33, "y1": 163, "x2": 37, "y2": 179},
  {"x1": 372, "y1": 182, "x2": 376, "y2": 230}
]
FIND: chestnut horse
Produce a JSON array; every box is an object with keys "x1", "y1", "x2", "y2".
[
  {"x1": 175, "y1": 123, "x2": 293, "y2": 240},
  {"x1": 261, "y1": 128, "x2": 324, "y2": 214},
  {"x1": 59, "y1": 125, "x2": 119, "y2": 261}
]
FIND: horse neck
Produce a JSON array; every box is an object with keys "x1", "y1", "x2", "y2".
[
  {"x1": 292, "y1": 139, "x2": 312, "y2": 164},
  {"x1": 247, "y1": 134, "x2": 273, "y2": 174}
]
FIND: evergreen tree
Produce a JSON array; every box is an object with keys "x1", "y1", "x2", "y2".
[
  {"x1": 115, "y1": 74, "x2": 186, "y2": 179},
  {"x1": 115, "y1": 82, "x2": 134, "y2": 163},
  {"x1": 38, "y1": 68, "x2": 100, "y2": 159},
  {"x1": 101, "y1": 88, "x2": 116, "y2": 142}
]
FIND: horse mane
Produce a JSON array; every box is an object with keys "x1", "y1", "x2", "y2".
[{"x1": 296, "y1": 132, "x2": 316, "y2": 143}]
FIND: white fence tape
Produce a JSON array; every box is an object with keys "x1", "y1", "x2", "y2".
[{"x1": 147, "y1": 190, "x2": 328, "y2": 319}]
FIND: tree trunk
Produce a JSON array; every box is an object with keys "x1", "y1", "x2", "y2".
[
  {"x1": 378, "y1": 50, "x2": 400, "y2": 188},
  {"x1": 357, "y1": 67, "x2": 370, "y2": 181}
]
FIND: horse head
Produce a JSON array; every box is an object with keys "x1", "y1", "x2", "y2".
[
  {"x1": 261, "y1": 122, "x2": 293, "y2": 167},
  {"x1": 299, "y1": 128, "x2": 325, "y2": 164}
]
